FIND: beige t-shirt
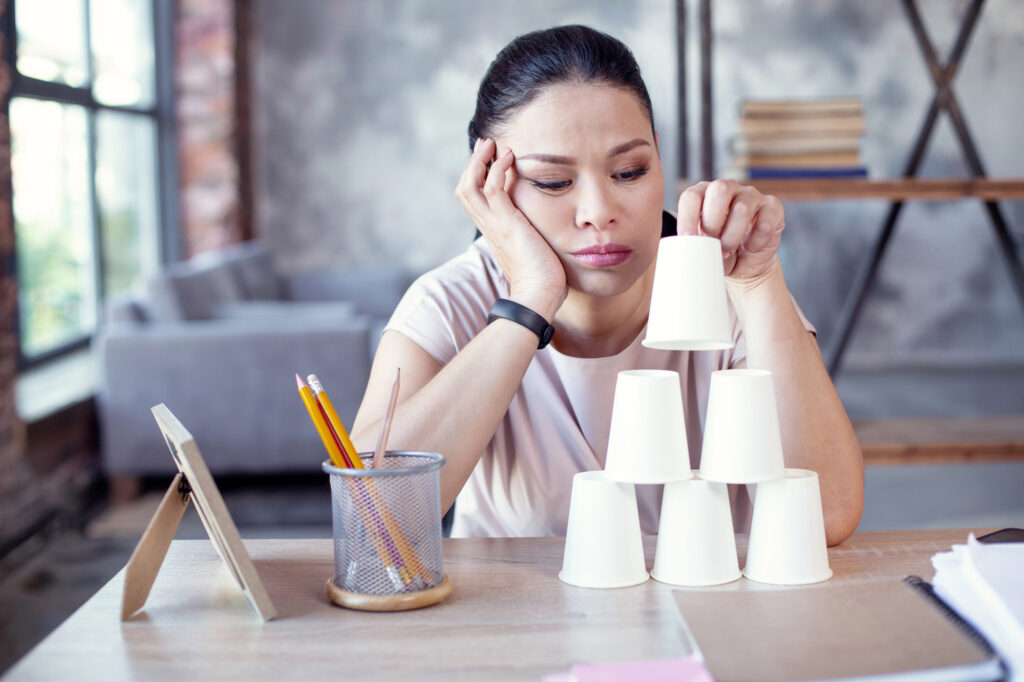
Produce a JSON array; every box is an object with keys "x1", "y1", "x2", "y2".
[{"x1": 385, "y1": 239, "x2": 814, "y2": 538}]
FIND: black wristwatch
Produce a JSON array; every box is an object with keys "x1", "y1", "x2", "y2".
[{"x1": 487, "y1": 298, "x2": 555, "y2": 349}]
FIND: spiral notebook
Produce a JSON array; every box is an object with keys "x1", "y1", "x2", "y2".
[{"x1": 672, "y1": 578, "x2": 1004, "y2": 682}]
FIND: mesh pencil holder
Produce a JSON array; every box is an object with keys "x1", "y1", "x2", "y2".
[{"x1": 322, "y1": 451, "x2": 452, "y2": 611}]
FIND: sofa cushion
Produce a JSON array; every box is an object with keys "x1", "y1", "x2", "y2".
[
  {"x1": 147, "y1": 259, "x2": 244, "y2": 321},
  {"x1": 218, "y1": 240, "x2": 283, "y2": 300}
]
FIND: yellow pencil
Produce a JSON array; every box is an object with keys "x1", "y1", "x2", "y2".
[
  {"x1": 295, "y1": 373, "x2": 347, "y2": 468},
  {"x1": 307, "y1": 374, "x2": 363, "y2": 468}
]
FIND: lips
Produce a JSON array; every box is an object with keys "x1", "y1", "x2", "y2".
[{"x1": 571, "y1": 243, "x2": 633, "y2": 267}]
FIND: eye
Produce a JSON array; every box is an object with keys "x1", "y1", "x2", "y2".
[
  {"x1": 530, "y1": 179, "x2": 572, "y2": 192},
  {"x1": 615, "y1": 167, "x2": 649, "y2": 182}
]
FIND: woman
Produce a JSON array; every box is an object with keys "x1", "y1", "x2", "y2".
[{"x1": 351, "y1": 25, "x2": 863, "y2": 544}]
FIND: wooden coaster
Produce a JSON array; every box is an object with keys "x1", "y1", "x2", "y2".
[{"x1": 326, "y1": 574, "x2": 452, "y2": 612}]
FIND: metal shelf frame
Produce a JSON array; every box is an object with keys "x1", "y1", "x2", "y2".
[{"x1": 676, "y1": 0, "x2": 1024, "y2": 375}]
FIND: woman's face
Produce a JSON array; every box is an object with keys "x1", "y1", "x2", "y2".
[{"x1": 494, "y1": 83, "x2": 665, "y2": 298}]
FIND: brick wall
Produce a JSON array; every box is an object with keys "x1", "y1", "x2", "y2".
[
  {"x1": 176, "y1": 0, "x2": 251, "y2": 257},
  {"x1": 0, "y1": 0, "x2": 27, "y2": 550}
]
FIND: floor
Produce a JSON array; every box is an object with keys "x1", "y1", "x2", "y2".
[{"x1": 2, "y1": 366, "x2": 1023, "y2": 674}]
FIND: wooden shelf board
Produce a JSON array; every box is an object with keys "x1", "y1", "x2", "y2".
[
  {"x1": 854, "y1": 415, "x2": 1024, "y2": 465},
  {"x1": 676, "y1": 178, "x2": 1024, "y2": 201}
]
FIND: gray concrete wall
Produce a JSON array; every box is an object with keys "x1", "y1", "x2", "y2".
[{"x1": 251, "y1": 0, "x2": 1024, "y2": 368}]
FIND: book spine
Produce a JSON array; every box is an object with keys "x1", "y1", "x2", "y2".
[
  {"x1": 735, "y1": 152, "x2": 862, "y2": 168},
  {"x1": 741, "y1": 117, "x2": 866, "y2": 136},
  {"x1": 747, "y1": 167, "x2": 868, "y2": 179},
  {"x1": 730, "y1": 136, "x2": 861, "y2": 155},
  {"x1": 741, "y1": 98, "x2": 863, "y2": 118}
]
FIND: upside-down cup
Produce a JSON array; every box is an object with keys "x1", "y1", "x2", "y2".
[
  {"x1": 652, "y1": 475, "x2": 740, "y2": 586},
  {"x1": 604, "y1": 370, "x2": 693, "y2": 484},
  {"x1": 559, "y1": 471, "x2": 649, "y2": 589},
  {"x1": 698, "y1": 369, "x2": 785, "y2": 484},
  {"x1": 643, "y1": 235, "x2": 734, "y2": 351},
  {"x1": 743, "y1": 468, "x2": 832, "y2": 585}
]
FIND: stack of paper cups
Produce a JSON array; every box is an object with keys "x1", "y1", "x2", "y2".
[
  {"x1": 695, "y1": 369, "x2": 831, "y2": 585},
  {"x1": 561, "y1": 369, "x2": 696, "y2": 588}
]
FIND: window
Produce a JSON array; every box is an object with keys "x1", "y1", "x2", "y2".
[{"x1": 7, "y1": 0, "x2": 169, "y2": 364}]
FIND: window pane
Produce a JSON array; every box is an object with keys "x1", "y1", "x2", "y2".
[
  {"x1": 91, "y1": 0, "x2": 156, "y2": 107},
  {"x1": 15, "y1": 0, "x2": 89, "y2": 87},
  {"x1": 96, "y1": 111, "x2": 160, "y2": 296},
  {"x1": 11, "y1": 98, "x2": 96, "y2": 358}
]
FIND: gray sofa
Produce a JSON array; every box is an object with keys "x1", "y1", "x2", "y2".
[{"x1": 95, "y1": 240, "x2": 411, "y2": 479}]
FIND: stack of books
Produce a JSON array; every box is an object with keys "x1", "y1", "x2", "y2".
[{"x1": 731, "y1": 98, "x2": 867, "y2": 180}]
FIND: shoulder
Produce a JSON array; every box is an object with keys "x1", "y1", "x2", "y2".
[
  {"x1": 384, "y1": 239, "x2": 506, "y2": 365},
  {"x1": 405, "y1": 238, "x2": 506, "y2": 316}
]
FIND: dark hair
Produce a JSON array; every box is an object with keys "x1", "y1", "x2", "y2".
[{"x1": 467, "y1": 25, "x2": 654, "y2": 151}]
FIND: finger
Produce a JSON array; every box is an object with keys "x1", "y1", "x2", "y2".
[
  {"x1": 467, "y1": 138, "x2": 496, "y2": 190},
  {"x1": 456, "y1": 139, "x2": 498, "y2": 220},
  {"x1": 742, "y1": 195, "x2": 785, "y2": 254},
  {"x1": 699, "y1": 179, "x2": 741, "y2": 238},
  {"x1": 720, "y1": 186, "x2": 762, "y2": 255},
  {"x1": 675, "y1": 182, "x2": 708, "y2": 235},
  {"x1": 482, "y1": 149, "x2": 517, "y2": 216},
  {"x1": 503, "y1": 159, "x2": 517, "y2": 194}
]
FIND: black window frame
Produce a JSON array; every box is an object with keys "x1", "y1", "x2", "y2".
[{"x1": 3, "y1": 0, "x2": 178, "y2": 370}]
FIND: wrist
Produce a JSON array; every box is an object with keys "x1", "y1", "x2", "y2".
[
  {"x1": 506, "y1": 288, "x2": 563, "y2": 323},
  {"x1": 725, "y1": 257, "x2": 783, "y2": 300},
  {"x1": 488, "y1": 298, "x2": 556, "y2": 349}
]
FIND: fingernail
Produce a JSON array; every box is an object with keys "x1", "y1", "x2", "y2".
[{"x1": 474, "y1": 138, "x2": 481, "y2": 151}]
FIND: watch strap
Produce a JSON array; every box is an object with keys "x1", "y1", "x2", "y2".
[{"x1": 487, "y1": 298, "x2": 555, "y2": 349}]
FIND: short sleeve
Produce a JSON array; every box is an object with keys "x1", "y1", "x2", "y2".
[{"x1": 383, "y1": 241, "x2": 505, "y2": 366}]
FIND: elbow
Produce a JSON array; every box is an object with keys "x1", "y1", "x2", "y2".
[
  {"x1": 823, "y1": 439, "x2": 865, "y2": 547},
  {"x1": 823, "y1": 478, "x2": 864, "y2": 547},
  {"x1": 824, "y1": 504, "x2": 861, "y2": 547}
]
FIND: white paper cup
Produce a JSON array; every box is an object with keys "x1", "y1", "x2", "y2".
[
  {"x1": 652, "y1": 475, "x2": 740, "y2": 586},
  {"x1": 698, "y1": 369, "x2": 786, "y2": 484},
  {"x1": 743, "y1": 468, "x2": 832, "y2": 585},
  {"x1": 559, "y1": 471, "x2": 649, "y2": 589},
  {"x1": 604, "y1": 370, "x2": 693, "y2": 484},
  {"x1": 643, "y1": 235, "x2": 734, "y2": 351}
]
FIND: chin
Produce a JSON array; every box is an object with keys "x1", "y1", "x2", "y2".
[{"x1": 567, "y1": 267, "x2": 645, "y2": 299}]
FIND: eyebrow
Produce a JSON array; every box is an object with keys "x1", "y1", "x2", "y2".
[{"x1": 517, "y1": 138, "x2": 651, "y2": 165}]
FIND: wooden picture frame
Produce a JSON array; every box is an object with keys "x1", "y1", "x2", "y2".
[{"x1": 120, "y1": 404, "x2": 277, "y2": 621}]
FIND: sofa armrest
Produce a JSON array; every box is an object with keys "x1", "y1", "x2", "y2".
[{"x1": 95, "y1": 318, "x2": 372, "y2": 477}]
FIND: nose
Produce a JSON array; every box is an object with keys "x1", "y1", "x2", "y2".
[{"x1": 574, "y1": 178, "x2": 616, "y2": 231}]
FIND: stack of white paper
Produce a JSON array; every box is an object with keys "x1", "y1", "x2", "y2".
[{"x1": 932, "y1": 535, "x2": 1024, "y2": 682}]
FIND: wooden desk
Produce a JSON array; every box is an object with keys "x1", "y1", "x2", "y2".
[{"x1": 5, "y1": 530, "x2": 981, "y2": 681}]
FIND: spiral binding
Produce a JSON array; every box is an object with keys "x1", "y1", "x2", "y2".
[{"x1": 903, "y1": 575, "x2": 1003, "y2": 664}]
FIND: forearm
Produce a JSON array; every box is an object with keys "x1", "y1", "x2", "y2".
[
  {"x1": 351, "y1": 315, "x2": 544, "y2": 514},
  {"x1": 726, "y1": 260, "x2": 864, "y2": 545}
]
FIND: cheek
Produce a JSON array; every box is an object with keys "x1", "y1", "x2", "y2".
[{"x1": 510, "y1": 185, "x2": 568, "y2": 240}]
